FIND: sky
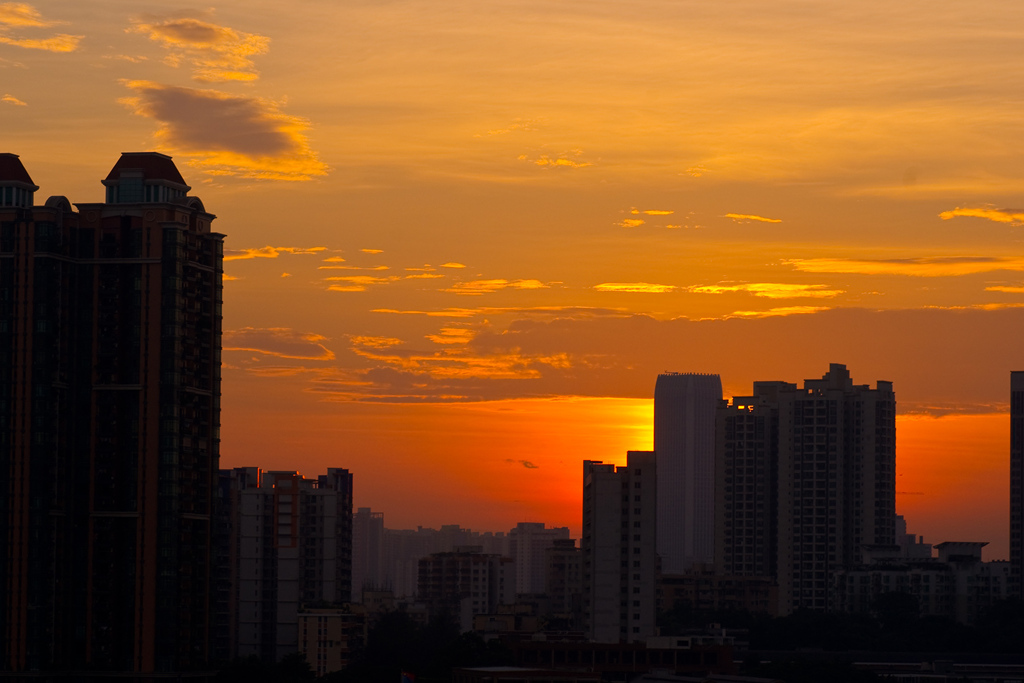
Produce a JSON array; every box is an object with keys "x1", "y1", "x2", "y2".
[{"x1": 4, "y1": 0, "x2": 1023, "y2": 558}]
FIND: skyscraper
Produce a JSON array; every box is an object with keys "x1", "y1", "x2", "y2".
[
  {"x1": 716, "y1": 364, "x2": 896, "y2": 614},
  {"x1": 653, "y1": 373, "x2": 722, "y2": 572},
  {"x1": 216, "y1": 468, "x2": 353, "y2": 662},
  {"x1": 581, "y1": 451, "x2": 656, "y2": 643},
  {"x1": 1011, "y1": 371, "x2": 1024, "y2": 598},
  {"x1": 0, "y1": 153, "x2": 223, "y2": 674}
]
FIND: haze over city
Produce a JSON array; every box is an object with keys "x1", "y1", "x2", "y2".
[{"x1": 4, "y1": 0, "x2": 1023, "y2": 558}]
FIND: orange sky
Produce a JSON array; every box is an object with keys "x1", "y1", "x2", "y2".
[{"x1": 6, "y1": 0, "x2": 1023, "y2": 558}]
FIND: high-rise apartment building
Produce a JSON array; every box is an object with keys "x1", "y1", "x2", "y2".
[
  {"x1": 216, "y1": 467, "x2": 353, "y2": 662},
  {"x1": 417, "y1": 548, "x2": 514, "y2": 632},
  {"x1": 0, "y1": 153, "x2": 222, "y2": 674},
  {"x1": 508, "y1": 522, "x2": 571, "y2": 595},
  {"x1": 581, "y1": 451, "x2": 656, "y2": 643},
  {"x1": 352, "y1": 506, "x2": 385, "y2": 601},
  {"x1": 716, "y1": 364, "x2": 896, "y2": 614},
  {"x1": 654, "y1": 373, "x2": 722, "y2": 572},
  {"x1": 1011, "y1": 371, "x2": 1024, "y2": 598}
]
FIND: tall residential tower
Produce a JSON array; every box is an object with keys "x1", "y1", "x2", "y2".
[
  {"x1": 1011, "y1": 371, "x2": 1024, "y2": 598},
  {"x1": 0, "y1": 153, "x2": 223, "y2": 674},
  {"x1": 653, "y1": 373, "x2": 722, "y2": 572}
]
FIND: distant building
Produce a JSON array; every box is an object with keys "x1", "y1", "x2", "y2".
[
  {"x1": 659, "y1": 568, "x2": 778, "y2": 616},
  {"x1": 835, "y1": 541, "x2": 1011, "y2": 624},
  {"x1": 216, "y1": 467, "x2": 353, "y2": 662},
  {"x1": 654, "y1": 374, "x2": 722, "y2": 572},
  {"x1": 1011, "y1": 371, "x2": 1024, "y2": 598},
  {"x1": 582, "y1": 451, "x2": 657, "y2": 643},
  {"x1": 509, "y1": 522, "x2": 571, "y2": 595},
  {"x1": 545, "y1": 539, "x2": 583, "y2": 630},
  {"x1": 383, "y1": 524, "x2": 509, "y2": 599},
  {"x1": 352, "y1": 507, "x2": 385, "y2": 601},
  {"x1": 716, "y1": 364, "x2": 897, "y2": 614},
  {"x1": 417, "y1": 547, "x2": 515, "y2": 632},
  {"x1": 297, "y1": 606, "x2": 367, "y2": 676},
  {"x1": 0, "y1": 153, "x2": 222, "y2": 674}
]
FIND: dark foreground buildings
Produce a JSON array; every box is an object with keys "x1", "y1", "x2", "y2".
[
  {"x1": 0, "y1": 153, "x2": 223, "y2": 675},
  {"x1": 1012, "y1": 371, "x2": 1024, "y2": 598}
]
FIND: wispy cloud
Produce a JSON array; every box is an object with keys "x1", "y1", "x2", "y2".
[
  {"x1": 120, "y1": 80, "x2": 328, "y2": 181},
  {"x1": 518, "y1": 149, "x2": 593, "y2": 169},
  {"x1": 688, "y1": 282, "x2": 843, "y2": 299},
  {"x1": 728, "y1": 306, "x2": 830, "y2": 318},
  {"x1": 0, "y1": 3, "x2": 80, "y2": 52},
  {"x1": 786, "y1": 256, "x2": 1024, "y2": 277},
  {"x1": 939, "y1": 206, "x2": 1024, "y2": 225},
  {"x1": 223, "y1": 327, "x2": 335, "y2": 360},
  {"x1": 475, "y1": 118, "x2": 539, "y2": 137},
  {"x1": 349, "y1": 335, "x2": 403, "y2": 349},
  {"x1": 725, "y1": 213, "x2": 782, "y2": 223},
  {"x1": 373, "y1": 305, "x2": 629, "y2": 319},
  {"x1": 362, "y1": 248, "x2": 383, "y2": 254},
  {"x1": 440, "y1": 262, "x2": 465, "y2": 269},
  {"x1": 1, "y1": 93, "x2": 25, "y2": 105},
  {"x1": 986, "y1": 285, "x2": 1024, "y2": 293},
  {"x1": 425, "y1": 327, "x2": 476, "y2": 345},
  {"x1": 506, "y1": 459, "x2": 539, "y2": 469},
  {"x1": 326, "y1": 275, "x2": 399, "y2": 292},
  {"x1": 616, "y1": 218, "x2": 645, "y2": 228},
  {"x1": 444, "y1": 279, "x2": 549, "y2": 295},
  {"x1": 630, "y1": 208, "x2": 674, "y2": 216},
  {"x1": 129, "y1": 13, "x2": 269, "y2": 82},
  {"x1": 594, "y1": 282, "x2": 676, "y2": 293},
  {"x1": 224, "y1": 246, "x2": 326, "y2": 261}
]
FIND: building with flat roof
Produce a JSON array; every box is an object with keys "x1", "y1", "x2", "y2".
[
  {"x1": 0, "y1": 153, "x2": 222, "y2": 674},
  {"x1": 654, "y1": 373, "x2": 722, "y2": 573},
  {"x1": 582, "y1": 451, "x2": 657, "y2": 643}
]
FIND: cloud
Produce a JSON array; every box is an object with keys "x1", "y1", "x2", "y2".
[
  {"x1": 475, "y1": 118, "x2": 539, "y2": 136},
  {"x1": 617, "y1": 218, "x2": 645, "y2": 228},
  {"x1": 630, "y1": 208, "x2": 674, "y2": 216},
  {"x1": 688, "y1": 283, "x2": 844, "y2": 299},
  {"x1": 594, "y1": 282, "x2": 676, "y2": 293},
  {"x1": 986, "y1": 285, "x2": 1024, "y2": 293},
  {"x1": 785, "y1": 256, "x2": 1024, "y2": 277},
  {"x1": 518, "y1": 150, "x2": 593, "y2": 169},
  {"x1": 349, "y1": 336, "x2": 403, "y2": 349},
  {"x1": 727, "y1": 306, "x2": 831, "y2": 318},
  {"x1": 120, "y1": 80, "x2": 328, "y2": 181},
  {"x1": 939, "y1": 206, "x2": 1024, "y2": 225},
  {"x1": 223, "y1": 327, "x2": 335, "y2": 361},
  {"x1": 320, "y1": 265, "x2": 390, "y2": 271},
  {"x1": 725, "y1": 213, "x2": 782, "y2": 223},
  {"x1": 0, "y1": 3, "x2": 80, "y2": 52},
  {"x1": 224, "y1": 246, "x2": 326, "y2": 261},
  {"x1": 1, "y1": 93, "x2": 25, "y2": 105},
  {"x1": 129, "y1": 15, "x2": 269, "y2": 82},
  {"x1": 444, "y1": 279, "x2": 549, "y2": 295},
  {"x1": 323, "y1": 256, "x2": 346, "y2": 263},
  {"x1": 326, "y1": 275, "x2": 399, "y2": 292},
  {"x1": 426, "y1": 327, "x2": 476, "y2": 345},
  {"x1": 372, "y1": 306, "x2": 630, "y2": 319},
  {"x1": 440, "y1": 262, "x2": 466, "y2": 268},
  {"x1": 506, "y1": 459, "x2": 539, "y2": 469},
  {"x1": 405, "y1": 273, "x2": 445, "y2": 279},
  {"x1": 361, "y1": 248, "x2": 383, "y2": 254}
]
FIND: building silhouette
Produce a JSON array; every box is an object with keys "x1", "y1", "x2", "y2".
[
  {"x1": 653, "y1": 373, "x2": 722, "y2": 572},
  {"x1": 352, "y1": 506, "x2": 385, "y2": 601},
  {"x1": 582, "y1": 451, "x2": 657, "y2": 643},
  {"x1": 508, "y1": 522, "x2": 571, "y2": 595},
  {"x1": 716, "y1": 363, "x2": 896, "y2": 613},
  {"x1": 1011, "y1": 371, "x2": 1024, "y2": 598},
  {"x1": 216, "y1": 467, "x2": 353, "y2": 662},
  {"x1": 0, "y1": 153, "x2": 222, "y2": 673}
]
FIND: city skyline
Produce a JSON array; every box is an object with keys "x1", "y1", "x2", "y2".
[{"x1": 3, "y1": 0, "x2": 1022, "y2": 557}]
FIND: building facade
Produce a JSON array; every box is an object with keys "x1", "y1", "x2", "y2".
[
  {"x1": 352, "y1": 506, "x2": 385, "y2": 601},
  {"x1": 509, "y1": 522, "x2": 571, "y2": 595},
  {"x1": 1011, "y1": 371, "x2": 1024, "y2": 598},
  {"x1": 417, "y1": 548, "x2": 515, "y2": 632},
  {"x1": 582, "y1": 451, "x2": 657, "y2": 643},
  {"x1": 653, "y1": 373, "x2": 722, "y2": 573},
  {"x1": 716, "y1": 364, "x2": 896, "y2": 614},
  {"x1": 217, "y1": 467, "x2": 353, "y2": 662},
  {"x1": 0, "y1": 153, "x2": 222, "y2": 674}
]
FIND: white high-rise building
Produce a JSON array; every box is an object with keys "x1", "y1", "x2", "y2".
[{"x1": 654, "y1": 373, "x2": 722, "y2": 572}]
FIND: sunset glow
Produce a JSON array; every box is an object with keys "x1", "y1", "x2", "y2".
[{"x1": 7, "y1": 0, "x2": 1023, "y2": 551}]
